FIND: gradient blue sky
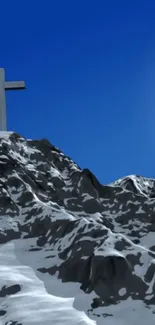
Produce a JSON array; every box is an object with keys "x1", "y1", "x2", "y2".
[{"x1": 1, "y1": 0, "x2": 155, "y2": 184}]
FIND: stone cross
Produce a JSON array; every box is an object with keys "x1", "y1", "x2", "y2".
[{"x1": 0, "y1": 68, "x2": 26, "y2": 131}]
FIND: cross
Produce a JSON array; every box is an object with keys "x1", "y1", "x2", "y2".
[{"x1": 0, "y1": 68, "x2": 26, "y2": 131}]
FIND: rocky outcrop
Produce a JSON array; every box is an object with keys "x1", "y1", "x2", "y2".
[{"x1": 0, "y1": 132, "x2": 155, "y2": 324}]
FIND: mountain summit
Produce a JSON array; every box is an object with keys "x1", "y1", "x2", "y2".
[{"x1": 0, "y1": 132, "x2": 155, "y2": 325}]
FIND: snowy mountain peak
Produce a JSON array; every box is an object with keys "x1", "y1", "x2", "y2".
[
  {"x1": 0, "y1": 132, "x2": 155, "y2": 325},
  {"x1": 111, "y1": 174, "x2": 155, "y2": 198}
]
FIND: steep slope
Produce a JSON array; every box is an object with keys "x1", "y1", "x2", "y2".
[{"x1": 0, "y1": 131, "x2": 155, "y2": 325}]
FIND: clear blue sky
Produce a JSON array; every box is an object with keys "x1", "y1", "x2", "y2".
[{"x1": 1, "y1": 0, "x2": 155, "y2": 184}]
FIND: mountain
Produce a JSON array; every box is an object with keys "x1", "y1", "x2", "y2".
[{"x1": 0, "y1": 131, "x2": 155, "y2": 325}]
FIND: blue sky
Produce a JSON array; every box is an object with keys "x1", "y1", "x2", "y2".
[{"x1": 1, "y1": 0, "x2": 155, "y2": 184}]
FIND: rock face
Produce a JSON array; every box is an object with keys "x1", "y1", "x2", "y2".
[{"x1": 0, "y1": 132, "x2": 155, "y2": 324}]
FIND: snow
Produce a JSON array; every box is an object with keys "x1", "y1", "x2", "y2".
[
  {"x1": 118, "y1": 288, "x2": 127, "y2": 296},
  {"x1": 90, "y1": 298, "x2": 155, "y2": 325},
  {"x1": 0, "y1": 242, "x2": 95, "y2": 325},
  {"x1": 0, "y1": 131, "x2": 13, "y2": 138},
  {"x1": 2, "y1": 239, "x2": 155, "y2": 325}
]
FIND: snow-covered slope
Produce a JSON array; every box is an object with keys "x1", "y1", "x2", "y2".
[{"x1": 0, "y1": 132, "x2": 155, "y2": 325}]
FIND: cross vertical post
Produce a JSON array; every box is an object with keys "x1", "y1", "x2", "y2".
[
  {"x1": 0, "y1": 68, "x2": 26, "y2": 131},
  {"x1": 0, "y1": 69, "x2": 7, "y2": 131}
]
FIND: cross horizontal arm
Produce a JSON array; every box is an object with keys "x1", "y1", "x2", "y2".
[{"x1": 5, "y1": 81, "x2": 26, "y2": 90}]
